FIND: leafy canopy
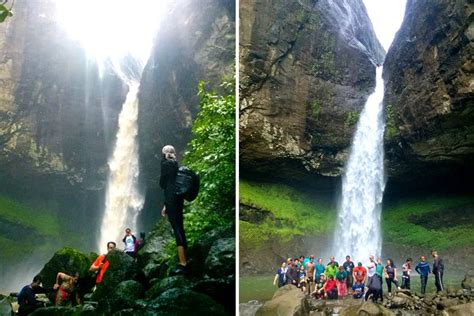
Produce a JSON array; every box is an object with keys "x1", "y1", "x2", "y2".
[{"x1": 181, "y1": 78, "x2": 235, "y2": 244}]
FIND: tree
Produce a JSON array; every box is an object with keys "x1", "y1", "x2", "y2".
[{"x1": 0, "y1": 1, "x2": 14, "y2": 23}]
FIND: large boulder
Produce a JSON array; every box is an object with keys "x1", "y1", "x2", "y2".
[
  {"x1": 441, "y1": 302, "x2": 474, "y2": 316},
  {"x1": 145, "y1": 275, "x2": 187, "y2": 300},
  {"x1": 105, "y1": 280, "x2": 144, "y2": 314},
  {"x1": 339, "y1": 302, "x2": 395, "y2": 316},
  {"x1": 92, "y1": 250, "x2": 138, "y2": 302},
  {"x1": 256, "y1": 285, "x2": 310, "y2": 316},
  {"x1": 145, "y1": 288, "x2": 228, "y2": 315},
  {"x1": 383, "y1": 0, "x2": 474, "y2": 189},
  {"x1": 240, "y1": 0, "x2": 384, "y2": 182}
]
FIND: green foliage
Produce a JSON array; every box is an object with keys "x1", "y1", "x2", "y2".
[
  {"x1": 310, "y1": 35, "x2": 340, "y2": 81},
  {"x1": 239, "y1": 181, "x2": 335, "y2": 248},
  {"x1": 382, "y1": 196, "x2": 474, "y2": 249},
  {"x1": 181, "y1": 78, "x2": 235, "y2": 245},
  {"x1": 345, "y1": 111, "x2": 360, "y2": 127},
  {"x1": 310, "y1": 100, "x2": 321, "y2": 120},
  {"x1": 384, "y1": 104, "x2": 398, "y2": 140},
  {"x1": 0, "y1": 3, "x2": 13, "y2": 23}
]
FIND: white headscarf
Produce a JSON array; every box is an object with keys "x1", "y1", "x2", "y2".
[{"x1": 162, "y1": 145, "x2": 176, "y2": 160}]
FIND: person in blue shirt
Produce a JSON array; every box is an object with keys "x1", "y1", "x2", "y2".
[
  {"x1": 352, "y1": 280, "x2": 365, "y2": 299},
  {"x1": 415, "y1": 255, "x2": 431, "y2": 294},
  {"x1": 18, "y1": 275, "x2": 55, "y2": 315},
  {"x1": 314, "y1": 258, "x2": 326, "y2": 283},
  {"x1": 273, "y1": 262, "x2": 288, "y2": 288}
]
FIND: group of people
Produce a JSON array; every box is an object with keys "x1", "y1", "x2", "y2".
[
  {"x1": 16, "y1": 144, "x2": 188, "y2": 315},
  {"x1": 273, "y1": 251, "x2": 445, "y2": 302}
]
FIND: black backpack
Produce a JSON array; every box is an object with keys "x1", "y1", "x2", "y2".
[{"x1": 175, "y1": 166, "x2": 200, "y2": 201}]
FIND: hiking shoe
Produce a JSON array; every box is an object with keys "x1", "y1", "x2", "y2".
[{"x1": 169, "y1": 264, "x2": 187, "y2": 276}]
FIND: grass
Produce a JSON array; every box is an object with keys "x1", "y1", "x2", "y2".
[
  {"x1": 239, "y1": 181, "x2": 335, "y2": 247},
  {"x1": 382, "y1": 196, "x2": 474, "y2": 250},
  {"x1": 239, "y1": 274, "x2": 464, "y2": 303},
  {"x1": 0, "y1": 196, "x2": 60, "y2": 236}
]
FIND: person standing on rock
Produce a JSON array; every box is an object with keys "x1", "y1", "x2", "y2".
[
  {"x1": 432, "y1": 250, "x2": 444, "y2": 292},
  {"x1": 306, "y1": 255, "x2": 315, "y2": 294},
  {"x1": 286, "y1": 262, "x2": 298, "y2": 286},
  {"x1": 384, "y1": 258, "x2": 400, "y2": 294},
  {"x1": 122, "y1": 227, "x2": 137, "y2": 258},
  {"x1": 365, "y1": 272, "x2": 383, "y2": 303},
  {"x1": 327, "y1": 255, "x2": 339, "y2": 267},
  {"x1": 160, "y1": 145, "x2": 188, "y2": 275},
  {"x1": 325, "y1": 260, "x2": 338, "y2": 280},
  {"x1": 401, "y1": 258, "x2": 413, "y2": 290},
  {"x1": 273, "y1": 262, "x2": 288, "y2": 288},
  {"x1": 415, "y1": 255, "x2": 431, "y2": 294},
  {"x1": 367, "y1": 255, "x2": 377, "y2": 279},
  {"x1": 342, "y1": 255, "x2": 355, "y2": 291},
  {"x1": 315, "y1": 258, "x2": 326, "y2": 283},
  {"x1": 297, "y1": 265, "x2": 307, "y2": 292}
]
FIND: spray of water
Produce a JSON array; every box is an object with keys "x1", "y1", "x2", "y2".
[{"x1": 332, "y1": 67, "x2": 386, "y2": 263}]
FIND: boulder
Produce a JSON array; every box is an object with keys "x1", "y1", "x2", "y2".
[
  {"x1": 339, "y1": 302, "x2": 395, "y2": 316},
  {"x1": 38, "y1": 247, "x2": 95, "y2": 301},
  {"x1": 442, "y1": 302, "x2": 474, "y2": 316},
  {"x1": 31, "y1": 305, "x2": 95, "y2": 315},
  {"x1": 256, "y1": 285, "x2": 310, "y2": 316},
  {"x1": 204, "y1": 238, "x2": 235, "y2": 279},
  {"x1": 107, "y1": 280, "x2": 144, "y2": 313},
  {"x1": 438, "y1": 298, "x2": 461, "y2": 309},
  {"x1": 92, "y1": 250, "x2": 138, "y2": 302},
  {"x1": 188, "y1": 225, "x2": 234, "y2": 270},
  {"x1": 191, "y1": 277, "x2": 235, "y2": 314},
  {"x1": 239, "y1": 301, "x2": 263, "y2": 316},
  {"x1": 146, "y1": 288, "x2": 227, "y2": 315},
  {"x1": 462, "y1": 272, "x2": 474, "y2": 291},
  {"x1": 145, "y1": 275, "x2": 188, "y2": 300},
  {"x1": 0, "y1": 297, "x2": 12, "y2": 316}
]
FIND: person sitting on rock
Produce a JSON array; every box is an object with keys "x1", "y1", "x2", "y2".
[
  {"x1": 53, "y1": 272, "x2": 80, "y2": 306},
  {"x1": 323, "y1": 275, "x2": 338, "y2": 299},
  {"x1": 122, "y1": 227, "x2": 137, "y2": 258},
  {"x1": 353, "y1": 262, "x2": 367, "y2": 285},
  {"x1": 312, "y1": 273, "x2": 326, "y2": 299},
  {"x1": 401, "y1": 258, "x2": 412, "y2": 290},
  {"x1": 352, "y1": 280, "x2": 365, "y2": 299},
  {"x1": 17, "y1": 275, "x2": 55, "y2": 316},
  {"x1": 297, "y1": 265, "x2": 307, "y2": 292},
  {"x1": 415, "y1": 255, "x2": 431, "y2": 294},
  {"x1": 365, "y1": 271, "x2": 383, "y2": 303},
  {"x1": 273, "y1": 262, "x2": 287, "y2": 288},
  {"x1": 89, "y1": 241, "x2": 116, "y2": 285},
  {"x1": 336, "y1": 265, "x2": 348, "y2": 297}
]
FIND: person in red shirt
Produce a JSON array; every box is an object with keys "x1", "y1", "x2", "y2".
[
  {"x1": 89, "y1": 241, "x2": 116, "y2": 284},
  {"x1": 324, "y1": 275, "x2": 338, "y2": 299},
  {"x1": 353, "y1": 262, "x2": 367, "y2": 284}
]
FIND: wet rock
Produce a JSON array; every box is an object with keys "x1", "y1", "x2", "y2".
[
  {"x1": 191, "y1": 277, "x2": 235, "y2": 314},
  {"x1": 240, "y1": 300, "x2": 263, "y2": 316},
  {"x1": 462, "y1": 272, "x2": 474, "y2": 291},
  {"x1": 145, "y1": 275, "x2": 187, "y2": 300},
  {"x1": 146, "y1": 288, "x2": 227, "y2": 315},
  {"x1": 339, "y1": 302, "x2": 395, "y2": 316},
  {"x1": 438, "y1": 298, "x2": 461, "y2": 309},
  {"x1": 205, "y1": 238, "x2": 235, "y2": 279},
  {"x1": 107, "y1": 280, "x2": 144, "y2": 313},
  {"x1": 256, "y1": 285, "x2": 310, "y2": 316}
]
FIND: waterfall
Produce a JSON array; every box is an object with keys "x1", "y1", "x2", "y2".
[
  {"x1": 98, "y1": 80, "x2": 144, "y2": 252},
  {"x1": 333, "y1": 67, "x2": 386, "y2": 263}
]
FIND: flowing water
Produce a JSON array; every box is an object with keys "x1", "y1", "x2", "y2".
[
  {"x1": 98, "y1": 81, "x2": 144, "y2": 252},
  {"x1": 333, "y1": 67, "x2": 386, "y2": 263}
]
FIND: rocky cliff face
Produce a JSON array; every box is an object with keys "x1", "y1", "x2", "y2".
[
  {"x1": 383, "y1": 0, "x2": 474, "y2": 190},
  {"x1": 138, "y1": 0, "x2": 235, "y2": 225},
  {"x1": 240, "y1": 0, "x2": 384, "y2": 182}
]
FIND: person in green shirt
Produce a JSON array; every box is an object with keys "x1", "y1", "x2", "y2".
[
  {"x1": 325, "y1": 261, "x2": 338, "y2": 279},
  {"x1": 314, "y1": 258, "x2": 326, "y2": 283},
  {"x1": 376, "y1": 257, "x2": 384, "y2": 298},
  {"x1": 336, "y1": 266, "x2": 348, "y2": 296}
]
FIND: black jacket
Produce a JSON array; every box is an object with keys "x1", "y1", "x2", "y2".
[{"x1": 160, "y1": 159, "x2": 179, "y2": 205}]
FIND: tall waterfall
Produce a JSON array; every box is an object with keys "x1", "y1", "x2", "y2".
[
  {"x1": 98, "y1": 80, "x2": 144, "y2": 252},
  {"x1": 333, "y1": 67, "x2": 386, "y2": 262}
]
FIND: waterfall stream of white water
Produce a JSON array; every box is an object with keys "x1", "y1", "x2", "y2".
[{"x1": 333, "y1": 67, "x2": 386, "y2": 262}]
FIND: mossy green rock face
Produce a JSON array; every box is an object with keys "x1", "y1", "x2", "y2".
[
  {"x1": 145, "y1": 275, "x2": 187, "y2": 300},
  {"x1": 383, "y1": 0, "x2": 474, "y2": 188},
  {"x1": 92, "y1": 250, "x2": 138, "y2": 302},
  {"x1": 146, "y1": 288, "x2": 228, "y2": 316},
  {"x1": 240, "y1": 0, "x2": 384, "y2": 182},
  {"x1": 38, "y1": 247, "x2": 94, "y2": 296}
]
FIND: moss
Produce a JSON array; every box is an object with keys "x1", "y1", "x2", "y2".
[
  {"x1": 382, "y1": 196, "x2": 474, "y2": 249},
  {"x1": 384, "y1": 104, "x2": 399, "y2": 140},
  {"x1": 310, "y1": 100, "x2": 321, "y2": 120},
  {"x1": 310, "y1": 34, "x2": 340, "y2": 81},
  {"x1": 239, "y1": 181, "x2": 335, "y2": 248},
  {"x1": 345, "y1": 111, "x2": 360, "y2": 127}
]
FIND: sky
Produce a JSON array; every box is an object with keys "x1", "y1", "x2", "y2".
[{"x1": 362, "y1": 0, "x2": 407, "y2": 51}]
